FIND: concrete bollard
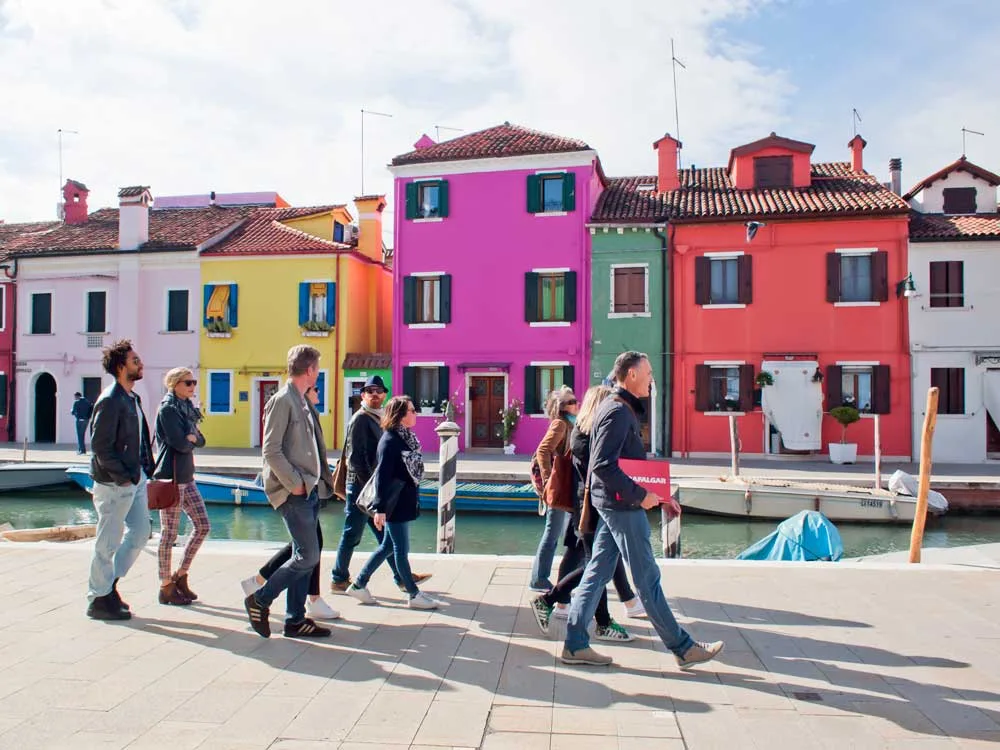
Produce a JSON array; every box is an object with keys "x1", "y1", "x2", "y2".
[{"x1": 435, "y1": 420, "x2": 461, "y2": 554}]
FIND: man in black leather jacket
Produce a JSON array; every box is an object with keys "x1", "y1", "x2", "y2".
[
  {"x1": 86, "y1": 340, "x2": 154, "y2": 621},
  {"x1": 561, "y1": 351, "x2": 725, "y2": 671}
]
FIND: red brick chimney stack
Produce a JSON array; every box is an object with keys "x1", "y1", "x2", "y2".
[{"x1": 653, "y1": 133, "x2": 682, "y2": 192}]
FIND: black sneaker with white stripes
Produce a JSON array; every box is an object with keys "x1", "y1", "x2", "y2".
[
  {"x1": 244, "y1": 593, "x2": 271, "y2": 638},
  {"x1": 283, "y1": 617, "x2": 332, "y2": 639}
]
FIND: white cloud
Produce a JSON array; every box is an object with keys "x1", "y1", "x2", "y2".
[{"x1": 1, "y1": 0, "x2": 793, "y2": 239}]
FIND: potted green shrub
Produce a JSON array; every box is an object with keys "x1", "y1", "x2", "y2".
[
  {"x1": 206, "y1": 317, "x2": 232, "y2": 338},
  {"x1": 829, "y1": 405, "x2": 861, "y2": 464},
  {"x1": 301, "y1": 320, "x2": 332, "y2": 337}
]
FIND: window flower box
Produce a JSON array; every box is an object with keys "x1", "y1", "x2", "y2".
[
  {"x1": 206, "y1": 332, "x2": 232, "y2": 339},
  {"x1": 301, "y1": 330, "x2": 330, "y2": 338}
]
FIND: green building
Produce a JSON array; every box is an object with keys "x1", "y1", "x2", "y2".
[{"x1": 587, "y1": 224, "x2": 668, "y2": 456}]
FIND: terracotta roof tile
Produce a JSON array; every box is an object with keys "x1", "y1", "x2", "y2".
[
  {"x1": 909, "y1": 212, "x2": 1000, "y2": 241},
  {"x1": 117, "y1": 186, "x2": 149, "y2": 198},
  {"x1": 201, "y1": 208, "x2": 351, "y2": 256},
  {"x1": 391, "y1": 122, "x2": 590, "y2": 166},
  {"x1": 343, "y1": 353, "x2": 391, "y2": 370},
  {"x1": 592, "y1": 162, "x2": 909, "y2": 223},
  {"x1": 904, "y1": 156, "x2": 1000, "y2": 200},
  {"x1": 0, "y1": 206, "x2": 253, "y2": 256}
]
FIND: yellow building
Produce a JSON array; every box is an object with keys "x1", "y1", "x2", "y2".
[{"x1": 199, "y1": 197, "x2": 391, "y2": 449}]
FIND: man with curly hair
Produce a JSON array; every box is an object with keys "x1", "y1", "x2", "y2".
[{"x1": 86, "y1": 339, "x2": 154, "y2": 621}]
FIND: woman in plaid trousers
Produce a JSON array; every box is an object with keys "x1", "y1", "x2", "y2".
[{"x1": 153, "y1": 367, "x2": 211, "y2": 605}]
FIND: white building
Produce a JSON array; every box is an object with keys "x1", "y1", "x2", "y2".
[{"x1": 906, "y1": 157, "x2": 1000, "y2": 462}]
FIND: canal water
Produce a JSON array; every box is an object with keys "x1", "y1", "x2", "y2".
[{"x1": 2, "y1": 489, "x2": 1000, "y2": 559}]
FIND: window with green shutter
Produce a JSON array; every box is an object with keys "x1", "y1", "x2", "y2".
[
  {"x1": 407, "y1": 180, "x2": 450, "y2": 219},
  {"x1": 527, "y1": 173, "x2": 575, "y2": 214},
  {"x1": 526, "y1": 271, "x2": 577, "y2": 323}
]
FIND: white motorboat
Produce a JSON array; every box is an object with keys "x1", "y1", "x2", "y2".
[
  {"x1": 675, "y1": 472, "x2": 948, "y2": 524},
  {"x1": 0, "y1": 462, "x2": 80, "y2": 492}
]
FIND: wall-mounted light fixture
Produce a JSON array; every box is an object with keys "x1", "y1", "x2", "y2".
[{"x1": 896, "y1": 272, "x2": 917, "y2": 298}]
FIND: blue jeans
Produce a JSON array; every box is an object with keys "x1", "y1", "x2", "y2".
[
  {"x1": 75, "y1": 419, "x2": 88, "y2": 453},
  {"x1": 254, "y1": 489, "x2": 320, "y2": 624},
  {"x1": 530, "y1": 507, "x2": 570, "y2": 587},
  {"x1": 88, "y1": 479, "x2": 151, "y2": 602},
  {"x1": 332, "y1": 482, "x2": 400, "y2": 585},
  {"x1": 566, "y1": 507, "x2": 694, "y2": 657},
  {"x1": 356, "y1": 520, "x2": 418, "y2": 597}
]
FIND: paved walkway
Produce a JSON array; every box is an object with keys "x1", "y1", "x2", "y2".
[
  {"x1": 6, "y1": 444, "x2": 1000, "y2": 487},
  {"x1": 0, "y1": 540, "x2": 998, "y2": 749}
]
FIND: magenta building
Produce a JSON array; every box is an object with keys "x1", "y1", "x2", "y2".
[{"x1": 389, "y1": 123, "x2": 602, "y2": 454}]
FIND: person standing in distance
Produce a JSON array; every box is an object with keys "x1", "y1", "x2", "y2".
[
  {"x1": 86, "y1": 340, "x2": 154, "y2": 621},
  {"x1": 561, "y1": 350, "x2": 724, "y2": 670},
  {"x1": 71, "y1": 391, "x2": 94, "y2": 454}
]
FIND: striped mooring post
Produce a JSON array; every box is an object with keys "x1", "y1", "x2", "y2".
[{"x1": 435, "y1": 420, "x2": 461, "y2": 554}]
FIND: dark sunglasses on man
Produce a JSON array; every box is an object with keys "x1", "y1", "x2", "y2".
[{"x1": 364, "y1": 388, "x2": 386, "y2": 395}]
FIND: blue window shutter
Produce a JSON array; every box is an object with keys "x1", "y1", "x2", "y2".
[
  {"x1": 317, "y1": 372, "x2": 326, "y2": 413},
  {"x1": 326, "y1": 283, "x2": 336, "y2": 325},
  {"x1": 210, "y1": 372, "x2": 230, "y2": 413},
  {"x1": 228, "y1": 284, "x2": 238, "y2": 327},
  {"x1": 298, "y1": 282, "x2": 310, "y2": 325},
  {"x1": 333, "y1": 221, "x2": 344, "y2": 243},
  {"x1": 203, "y1": 285, "x2": 213, "y2": 327}
]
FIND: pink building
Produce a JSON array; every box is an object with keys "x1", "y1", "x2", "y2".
[{"x1": 388, "y1": 123, "x2": 603, "y2": 453}]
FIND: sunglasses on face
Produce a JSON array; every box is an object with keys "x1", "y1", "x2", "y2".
[
  {"x1": 182, "y1": 379, "x2": 197, "y2": 387},
  {"x1": 565, "y1": 399, "x2": 578, "y2": 406},
  {"x1": 364, "y1": 388, "x2": 386, "y2": 395}
]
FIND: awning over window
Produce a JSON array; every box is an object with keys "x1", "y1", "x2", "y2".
[
  {"x1": 761, "y1": 361, "x2": 823, "y2": 451},
  {"x1": 206, "y1": 285, "x2": 230, "y2": 319}
]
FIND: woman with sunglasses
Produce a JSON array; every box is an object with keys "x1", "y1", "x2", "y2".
[
  {"x1": 347, "y1": 396, "x2": 440, "y2": 609},
  {"x1": 241, "y1": 385, "x2": 340, "y2": 621},
  {"x1": 153, "y1": 368, "x2": 210, "y2": 605},
  {"x1": 529, "y1": 386, "x2": 579, "y2": 591}
]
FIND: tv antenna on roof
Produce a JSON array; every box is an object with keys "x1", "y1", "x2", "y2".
[
  {"x1": 962, "y1": 127, "x2": 984, "y2": 157},
  {"x1": 360, "y1": 108, "x2": 393, "y2": 194},
  {"x1": 57, "y1": 128, "x2": 79, "y2": 189},
  {"x1": 434, "y1": 125, "x2": 463, "y2": 142},
  {"x1": 852, "y1": 108, "x2": 862, "y2": 137},
  {"x1": 671, "y1": 39, "x2": 686, "y2": 167}
]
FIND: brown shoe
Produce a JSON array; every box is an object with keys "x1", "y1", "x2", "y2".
[
  {"x1": 159, "y1": 581, "x2": 193, "y2": 606},
  {"x1": 173, "y1": 573, "x2": 198, "y2": 601},
  {"x1": 398, "y1": 572, "x2": 433, "y2": 592},
  {"x1": 676, "y1": 641, "x2": 725, "y2": 670},
  {"x1": 330, "y1": 579, "x2": 352, "y2": 594}
]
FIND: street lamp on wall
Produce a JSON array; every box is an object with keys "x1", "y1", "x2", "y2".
[{"x1": 896, "y1": 272, "x2": 917, "y2": 299}]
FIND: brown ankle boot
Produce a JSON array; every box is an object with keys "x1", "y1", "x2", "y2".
[
  {"x1": 159, "y1": 581, "x2": 192, "y2": 606},
  {"x1": 173, "y1": 573, "x2": 198, "y2": 601}
]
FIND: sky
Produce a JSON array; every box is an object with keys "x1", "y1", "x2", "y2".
[{"x1": 1, "y1": 0, "x2": 998, "y2": 244}]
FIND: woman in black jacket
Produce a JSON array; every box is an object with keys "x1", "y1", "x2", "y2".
[
  {"x1": 347, "y1": 396, "x2": 440, "y2": 610},
  {"x1": 153, "y1": 368, "x2": 210, "y2": 605}
]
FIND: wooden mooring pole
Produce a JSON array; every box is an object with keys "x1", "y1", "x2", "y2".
[
  {"x1": 908, "y1": 388, "x2": 939, "y2": 563},
  {"x1": 873, "y1": 413, "x2": 882, "y2": 489},
  {"x1": 728, "y1": 413, "x2": 740, "y2": 477}
]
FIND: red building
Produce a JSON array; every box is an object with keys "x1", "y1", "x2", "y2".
[{"x1": 599, "y1": 132, "x2": 912, "y2": 460}]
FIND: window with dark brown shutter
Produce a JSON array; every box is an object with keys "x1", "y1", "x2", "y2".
[
  {"x1": 695, "y1": 365, "x2": 742, "y2": 412},
  {"x1": 694, "y1": 365, "x2": 712, "y2": 411},
  {"x1": 929, "y1": 261, "x2": 964, "y2": 308},
  {"x1": 738, "y1": 365, "x2": 755, "y2": 412},
  {"x1": 612, "y1": 267, "x2": 647, "y2": 313},
  {"x1": 695, "y1": 255, "x2": 750, "y2": 306},
  {"x1": 871, "y1": 364, "x2": 891, "y2": 414},
  {"x1": 942, "y1": 187, "x2": 977, "y2": 215},
  {"x1": 753, "y1": 156, "x2": 793, "y2": 189},
  {"x1": 931, "y1": 367, "x2": 965, "y2": 415}
]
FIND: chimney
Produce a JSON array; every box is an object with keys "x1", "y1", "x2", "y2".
[
  {"x1": 354, "y1": 194, "x2": 387, "y2": 263},
  {"x1": 414, "y1": 134, "x2": 436, "y2": 150},
  {"x1": 848, "y1": 134, "x2": 867, "y2": 173},
  {"x1": 209, "y1": 190, "x2": 216, "y2": 206},
  {"x1": 118, "y1": 186, "x2": 152, "y2": 250},
  {"x1": 653, "y1": 133, "x2": 682, "y2": 192},
  {"x1": 889, "y1": 158, "x2": 902, "y2": 195},
  {"x1": 61, "y1": 179, "x2": 90, "y2": 224}
]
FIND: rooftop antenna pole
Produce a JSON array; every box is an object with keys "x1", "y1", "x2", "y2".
[
  {"x1": 434, "y1": 125, "x2": 464, "y2": 142},
  {"x1": 961, "y1": 127, "x2": 984, "y2": 157},
  {"x1": 360, "y1": 109, "x2": 392, "y2": 194},
  {"x1": 852, "y1": 108, "x2": 862, "y2": 137},
  {"x1": 670, "y1": 39, "x2": 687, "y2": 168},
  {"x1": 57, "y1": 128, "x2": 79, "y2": 189}
]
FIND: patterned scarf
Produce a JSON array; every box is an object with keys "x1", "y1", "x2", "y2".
[
  {"x1": 361, "y1": 403, "x2": 385, "y2": 420},
  {"x1": 396, "y1": 426, "x2": 424, "y2": 485},
  {"x1": 164, "y1": 392, "x2": 202, "y2": 427}
]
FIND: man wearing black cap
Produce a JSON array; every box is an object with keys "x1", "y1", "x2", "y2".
[{"x1": 330, "y1": 375, "x2": 430, "y2": 592}]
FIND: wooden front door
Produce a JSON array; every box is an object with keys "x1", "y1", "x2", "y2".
[
  {"x1": 469, "y1": 376, "x2": 505, "y2": 448},
  {"x1": 258, "y1": 379, "x2": 280, "y2": 446}
]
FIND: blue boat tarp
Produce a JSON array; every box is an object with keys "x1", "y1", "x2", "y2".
[{"x1": 737, "y1": 510, "x2": 843, "y2": 561}]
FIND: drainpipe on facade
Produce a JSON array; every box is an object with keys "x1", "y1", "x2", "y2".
[
  {"x1": 652, "y1": 221, "x2": 672, "y2": 457},
  {"x1": 3, "y1": 259, "x2": 17, "y2": 443}
]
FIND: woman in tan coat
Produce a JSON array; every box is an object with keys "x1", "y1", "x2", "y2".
[{"x1": 529, "y1": 386, "x2": 578, "y2": 590}]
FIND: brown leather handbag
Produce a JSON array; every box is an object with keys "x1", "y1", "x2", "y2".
[{"x1": 147, "y1": 454, "x2": 180, "y2": 511}]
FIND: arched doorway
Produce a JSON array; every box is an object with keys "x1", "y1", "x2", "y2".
[{"x1": 34, "y1": 373, "x2": 57, "y2": 443}]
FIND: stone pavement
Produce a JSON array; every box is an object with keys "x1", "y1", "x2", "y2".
[{"x1": 1, "y1": 541, "x2": 999, "y2": 749}]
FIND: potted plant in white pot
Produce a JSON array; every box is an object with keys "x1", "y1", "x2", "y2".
[{"x1": 828, "y1": 405, "x2": 860, "y2": 464}]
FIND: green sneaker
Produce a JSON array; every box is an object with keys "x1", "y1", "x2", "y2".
[
  {"x1": 595, "y1": 620, "x2": 634, "y2": 643},
  {"x1": 530, "y1": 596, "x2": 553, "y2": 634}
]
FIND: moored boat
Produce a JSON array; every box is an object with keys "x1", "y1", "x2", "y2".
[{"x1": 0, "y1": 463, "x2": 78, "y2": 492}]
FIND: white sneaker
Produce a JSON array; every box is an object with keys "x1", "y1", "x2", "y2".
[
  {"x1": 623, "y1": 598, "x2": 647, "y2": 619},
  {"x1": 305, "y1": 596, "x2": 341, "y2": 620},
  {"x1": 408, "y1": 592, "x2": 440, "y2": 610},
  {"x1": 552, "y1": 603, "x2": 569, "y2": 620},
  {"x1": 241, "y1": 576, "x2": 260, "y2": 598},
  {"x1": 346, "y1": 584, "x2": 376, "y2": 605}
]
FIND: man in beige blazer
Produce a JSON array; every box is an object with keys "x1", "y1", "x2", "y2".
[{"x1": 244, "y1": 345, "x2": 334, "y2": 639}]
